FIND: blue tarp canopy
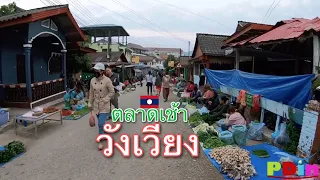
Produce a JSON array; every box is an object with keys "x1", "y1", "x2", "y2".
[{"x1": 205, "y1": 69, "x2": 315, "y2": 109}]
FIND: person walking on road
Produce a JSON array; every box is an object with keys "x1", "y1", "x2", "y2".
[
  {"x1": 162, "y1": 71, "x2": 170, "y2": 102},
  {"x1": 146, "y1": 71, "x2": 153, "y2": 95},
  {"x1": 105, "y1": 67, "x2": 120, "y2": 109},
  {"x1": 154, "y1": 72, "x2": 162, "y2": 96},
  {"x1": 88, "y1": 63, "x2": 115, "y2": 150}
]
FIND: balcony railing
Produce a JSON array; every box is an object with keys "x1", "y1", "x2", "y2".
[{"x1": 2, "y1": 78, "x2": 65, "y2": 103}]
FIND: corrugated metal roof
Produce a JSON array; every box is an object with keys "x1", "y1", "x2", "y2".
[
  {"x1": 0, "y1": 5, "x2": 67, "y2": 23},
  {"x1": 195, "y1": 33, "x2": 230, "y2": 56},
  {"x1": 250, "y1": 17, "x2": 320, "y2": 44}
]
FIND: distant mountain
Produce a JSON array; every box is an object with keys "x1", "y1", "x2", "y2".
[{"x1": 183, "y1": 51, "x2": 193, "y2": 56}]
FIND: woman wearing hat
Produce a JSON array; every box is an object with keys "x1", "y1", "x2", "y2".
[{"x1": 88, "y1": 63, "x2": 115, "y2": 150}]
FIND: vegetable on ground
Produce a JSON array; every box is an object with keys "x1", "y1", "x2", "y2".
[
  {"x1": 0, "y1": 141, "x2": 25, "y2": 163},
  {"x1": 252, "y1": 149, "x2": 270, "y2": 158},
  {"x1": 203, "y1": 136, "x2": 225, "y2": 149}
]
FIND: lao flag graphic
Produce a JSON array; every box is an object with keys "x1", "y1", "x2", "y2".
[{"x1": 140, "y1": 96, "x2": 159, "y2": 108}]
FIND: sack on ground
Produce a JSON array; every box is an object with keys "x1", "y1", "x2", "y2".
[
  {"x1": 89, "y1": 112, "x2": 95, "y2": 127},
  {"x1": 232, "y1": 125, "x2": 247, "y2": 146},
  {"x1": 219, "y1": 131, "x2": 234, "y2": 145},
  {"x1": 247, "y1": 122, "x2": 265, "y2": 141},
  {"x1": 275, "y1": 122, "x2": 290, "y2": 146}
]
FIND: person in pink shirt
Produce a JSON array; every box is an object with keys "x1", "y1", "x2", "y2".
[
  {"x1": 199, "y1": 84, "x2": 215, "y2": 105},
  {"x1": 221, "y1": 106, "x2": 246, "y2": 131}
]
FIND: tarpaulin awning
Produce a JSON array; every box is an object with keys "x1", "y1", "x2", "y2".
[
  {"x1": 205, "y1": 69, "x2": 314, "y2": 109},
  {"x1": 133, "y1": 69, "x2": 142, "y2": 73}
]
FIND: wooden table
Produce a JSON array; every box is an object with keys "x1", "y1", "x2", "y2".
[{"x1": 14, "y1": 110, "x2": 62, "y2": 138}]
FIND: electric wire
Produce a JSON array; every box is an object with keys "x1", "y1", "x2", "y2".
[
  {"x1": 110, "y1": 0, "x2": 188, "y2": 42},
  {"x1": 265, "y1": 0, "x2": 281, "y2": 23},
  {"x1": 262, "y1": 0, "x2": 275, "y2": 23},
  {"x1": 152, "y1": 0, "x2": 231, "y2": 29}
]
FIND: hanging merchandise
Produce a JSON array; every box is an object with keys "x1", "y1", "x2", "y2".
[
  {"x1": 275, "y1": 122, "x2": 290, "y2": 146},
  {"x1": 247, "y1": 122, "x2": 265, "y2": 141},
  {"x1": 252, "y1": 95, "x2": 261, "y2": 112},
  {"x1": 245, "y1": 93, "x2": 253, "y2": 107},
  {"x1": 232, "y1": 125, "x2": 247, "y2": 146},
  {"x1": 237, "y1": 90, "x2": 247, "y2": 106}
]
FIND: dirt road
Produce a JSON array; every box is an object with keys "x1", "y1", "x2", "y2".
[{"x1": 0, "y1": 86, "x2": 223, "y2": 180}]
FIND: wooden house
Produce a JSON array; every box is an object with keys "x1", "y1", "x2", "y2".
[{"x1": 0, "y1": 5, "x2": 86, "y2": 108}]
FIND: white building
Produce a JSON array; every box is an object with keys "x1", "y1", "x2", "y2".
[{"x1": 144, "y1": 47, "x2": 183, "y2": 58}]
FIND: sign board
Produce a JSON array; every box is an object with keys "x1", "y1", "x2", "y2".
[
  {"x1": 168, "y1": 61, "x2": 175, "y2": 67},
  {"x1": 132, "y1": 56, "x2": 139, "y2": 64}
]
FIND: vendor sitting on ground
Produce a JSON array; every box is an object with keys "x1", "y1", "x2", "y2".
[
  {"x1": 64, "y1": 82, "x2": 85, "y2": 110},
  {"x1": 206, "y1": 96, "x2": 229, "y2": 124},
  {"x1": 70, "y1": 82, "x2": 85, "y2": 104},
  {"x1": 199, "y1": 84, "x2": 215, "y2": 105},
  {"x1": 190, "y1": 84, "x2": 202, "y2": 102},
  {"x1": 221, "y1": 106, "x2": 246, "y2": 131},
  {"x1": 185, "y1": 81, "x2": 195, "y2": 93}
]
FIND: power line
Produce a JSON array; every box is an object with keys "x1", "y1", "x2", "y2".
[
  {"x1": 265, "y1": 0, "x2": 281, "y2": 23},
  {"x1": 152, "y1": 0, "x2": 231, "y2": 29},
  {"x1": 110, "y1": 0, "x2": 188, "y2": 43},
  {"x1": 68, "y1": 0, "x2": 101, "y2": 25},
  {"x1": 87, "y1": 0, "x2": 191, "y2": 43},
  {"x1": 262, "y1": 0, "x2": 275, "y2": 23}
]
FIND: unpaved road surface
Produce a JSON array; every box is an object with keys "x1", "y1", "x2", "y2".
[{"x1": 0, "y1": 86, "x2": 223, "y2": 180}]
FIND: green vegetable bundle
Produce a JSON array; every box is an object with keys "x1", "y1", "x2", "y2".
[
  {"x1": 197, "y1": 131, "x2": 210, "y2": 143},
  {"x1": 189, "y1": 112, "x2": 203, "y2": 127},
  {"x1": 0, "y1": 141, "x2": 25, "y2": 163},
  {"x1": 252, "y1": 149, "x2": 270, "y2": 158},
  {"x1": 200, "y1": 113, "x2": 214, "y2": 123},
  {"x1": 203, "y1": 136, "x2": 225, "y2": 149}
]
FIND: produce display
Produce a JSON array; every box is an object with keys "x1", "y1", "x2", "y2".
[
  {"x1": 69, "y1": 106, "x2": 89, "y2": 119},
  {"x1": 0, "y1": 141, "x2": 25, "y2": 164},
  {"x1": 203, "y1": 136, "x2": 225, "y2": 149},
  {"x1": 188, "y1": 112, "x2": 203, "y2": 127},
  {"x1": 43, "y1": 106, "x2": 58, "y2": 113},
  {"x1": 200, "y1": 113, "x2": 214, "y2": 123},
  {"x1": 252, "y1": 149, "x2": 270, "y2": 158},
  {"x1": 197, "y1": 131, "x2": 210, "y2": 143},
  {"x1": 209, "y1": 146, "x2": 257, "y2": 180}
]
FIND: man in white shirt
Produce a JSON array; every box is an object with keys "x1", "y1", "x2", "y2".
[{"x1": 145, "y1": 71, "x2": 153, "y2": 95}]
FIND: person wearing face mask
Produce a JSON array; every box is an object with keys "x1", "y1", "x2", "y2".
[
  {"x1": 88, "y1": 63, "x2": 115, "y2": 150},
  {"x1": 105, "y1": 67, "x2": 120, "y2": 109}
]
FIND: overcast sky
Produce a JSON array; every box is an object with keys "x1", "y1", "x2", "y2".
[{"x1": 1, "y1": 0, "x2": 320, "y2": 52}]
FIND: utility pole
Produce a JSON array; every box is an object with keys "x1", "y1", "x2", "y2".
[{"x1": 188, "y1": 41, "x2": 191, "y2": 57}]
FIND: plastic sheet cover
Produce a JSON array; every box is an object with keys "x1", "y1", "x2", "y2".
[{"x1": 205, "y1": 69, "x2": 314, "y2": 109}]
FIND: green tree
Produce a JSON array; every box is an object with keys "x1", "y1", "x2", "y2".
[
  {"x1": 0, "y1": 2, "x2": 19, "y2": 16},
  {"x1": 67, "y1": 54, "x2": 92, "y2": 74}
]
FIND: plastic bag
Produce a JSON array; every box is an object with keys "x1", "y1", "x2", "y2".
[
  {"x1": 247, "y1": 122, "x2": 265, "y2": 141},
  {"x1": 89, "y1": 112, "x2": 95, "y2": 127},
  {"x1": 232, "y1": 125, "x2": 247, "y2": 146},
  {"x1": 198, "y1": 106, "x2": 209, "y2": 115},
  {"x1": 275, "y1": 123, "x2": 290, "y2": 145},
  {"x1": 219, "y1": 131, "x2": 234, "y2": 145}
]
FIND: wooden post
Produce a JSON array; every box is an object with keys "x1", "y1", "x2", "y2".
[
  {"x1": 252, "y1": 56, "x2": 255, "y2": 73},
  {"x1": 61, "y1": 49, "x2": 67, "y2": 90},
  {"x1": 313, "y1": 35, "x2": 319, "y2": 74},
  {"x1": 235, "y1": 48, "x2": 240, "y2": 70},
  {"x1": 23, "y1": 44, "x2": 32, "y2": 103}
]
